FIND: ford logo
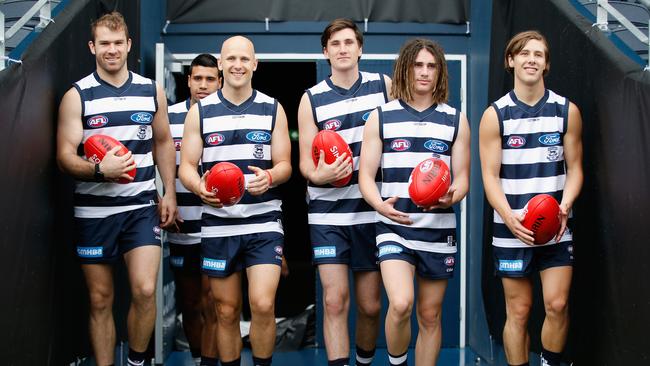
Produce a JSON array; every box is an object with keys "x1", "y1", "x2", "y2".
[
  {"x1": 424, "y1": 139, "x2": 449, "y2": 153},
  {"x1": 205, "y1": 133, "x2": 225, "y2": 146},
  {"x1": 87, "y1": 115, "x2": 108, "y2": 128},
  {"x1": 391, "y1": 139, "x2": 411, "y2": 151},
  {"x1": 130, "y1": 112, "x2": 153, "y2": 124},
  {"x1": 362, "y1": 111, "x2": 371, "y2": 121},
  {"x1": 538, "y1": 133, "x2": 560, "y2": 146},
  {"x1": 507, "y1": 135, "x2": 526, "y2": 148},
  {"x1": 246, "y1": 131, "x2": 272, "y2": 143},
  {"x1": 323, "y1": 119, "x2": 342, "y2": 131}
]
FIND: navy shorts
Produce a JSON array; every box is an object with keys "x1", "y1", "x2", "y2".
[
  {"x1": 377, "y1": 241, "x2": 456, "y2": 280},
  {"x1": 201, "y1": 232, "x2": 284, "y2": 277},
  {"x1": 169, "y1": 243, "x2": 202, "y2": 274},
  {"x1": 493, "y1": 241, "x2": 574, "y2": 277},
  {"x1": 310, "y1": 223, "x2": 378, "y2": 271},
  {"x1": 75, "y1": 205, "x2": 161, "y2": 264}
]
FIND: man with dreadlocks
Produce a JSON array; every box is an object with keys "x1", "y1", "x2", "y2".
[{"x1": 358, "y1": 38, "x2": 470, "y2": 366}]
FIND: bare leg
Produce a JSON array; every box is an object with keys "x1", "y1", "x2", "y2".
[
  {"x1": 414, "y1": 277, "x2": 447, "y2": 366},
  {"x1": 81, "y1": 264, "x2": 115, "y2": 366},
  {"x1": 353, "y1": 271, "x2": 382, "y2": 352},
  {"x1": 540, "y1": 266, "x2": 572, "y2": 352},
  {"x1": 380, "y1": 260, "x2": 415, "y2": 356},
  {"x1": 318, "y1": 264, "x2": 351, "y2": 360},
  {"x1": 246, "y1": 264, "x2": 282, "y2": 358},
  {"x1": 502, "y1": 277, "x2": 533, "y2": 365},
  {"x1": 175, "y1": 270, "x2": 203, "y2": 353},
  {"x1": 201, "y1": 274, "x2": 219, "y2": 359},
  {"x1": 210, "y1": 272, "x2": 243, "y2": 362}
]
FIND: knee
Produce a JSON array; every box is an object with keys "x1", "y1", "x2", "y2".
[
  {"x1": 131, "y1": 280, "x2": 157, "y2": 304},
  {"x1": 389, "y1": 298, "x2": 413, "y2": 322},
  {"x1": 216, "y1": 301, "x2": 240, "y2": 325},
  {"x1": 506, "y1": 301, "x2": 531, "y2": 327},
  {"x1": 250, "y1": 297, "x2": 275, "y2": 319},
  {"x1": 357, "y1": 299, "x2": 381, "y2": 320},
  {"x1": 545, "y1": 297, "x2": 569, "y2": 318},
  {"x1": 417, "y1": 305, "x2": 442, "y2": 331},
  {"x1": 88, "y1": 288, "x2": 113, "y2": 313},
  {"x1": 323, "y1": 290, "x2": 349, "y2": 317}
]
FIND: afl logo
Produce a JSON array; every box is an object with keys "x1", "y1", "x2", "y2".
[
  {"x1": 246, "y1": 131, "x2": 272, "y2": 143},
  {"x1": 206, "y1": 133, "x2": 225, "y2": 146},
  {"x1": 444, "y1": 256, "x2": 455, "y2": 266},
  {"x1": 130, "y1": 112, "x2": 153, "y2": 124},
  {"x1": 391, "y1": 139, "x2": 411, "y2": 151},
  {"x1": 324, "y1": 119, "x2": 342, "y2": 131},
  {"x1": 538, "y1": 133, "x2": 560, "y2": 146},
  {"x1": 362, "y1": 111, "x2": 371, "y2": 121},
  {"x1": 87, "y1": 115, "x2": 108, "y2": 128},
  {"x1": 173, "y1": 138, "x2": 182, "y2": 151},
  {"x1": 419, "y1": 159, "x2": 434, "y2": 173},
  {"x1": 507, "y1": 136, "x2": 526, "y2": 148},
  {"x1": 424, "y1": 139, "x2": 449, "y2": 153}
]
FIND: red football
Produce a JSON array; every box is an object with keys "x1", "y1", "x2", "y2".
[
  {"x1": 205, "y1": 162, "x2": 245, "y2": 206},
  {"x1": 408, "y1": 158, "x2": 451, "y2": 207},
  {"x1": 311, "y1": 130, "x2": 353, "y2": 187},
  {"x1": 522, "y1": 194, "x2": 561, "y2": 245},
  {"x1": 84, "y1": 134, "x2": 136, "y2": 184}
]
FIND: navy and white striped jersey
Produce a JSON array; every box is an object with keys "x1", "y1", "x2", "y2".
[
  {"x1": 491, "y1": 89, "x2": 573, "y2": 248},
  {"x1": 306, "y1": 71, "x2": 388, "y2": 226},
  {"x1": 167, "y1": 99, "x2": 202, "y2": 245},
  {"x1": 73, "y1": 71, "x2": 157, "y2": 219},
  {"x1": 376, "y1": 99, "x2": 459, "y2": 253},
  {"x1": 199, "y1": 89, "x2": 283, "y2": 237}
]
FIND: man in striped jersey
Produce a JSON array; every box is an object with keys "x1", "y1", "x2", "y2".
[
  {"x1": 56, "y1": 12, "x2": 177, "y2": 366},
  {"x1": 479, "y1": 31, "x2": 583, "y2": 366},
  {"x1": 168, "y1": 53, "x2": 220, "y2": 366},
  {"x1": 179, "y1": 36, "x2": 292, "y2": 366},
  {"x1": 359, "y1": 39, "x2": 470, "y2": 366},
  {"x1": 298, "y1": 19, "x2": 391, "y2": 366}
]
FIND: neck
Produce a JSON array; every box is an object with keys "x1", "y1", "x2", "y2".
[
  {"x1": 407, "y1": 93, "x2": 436, "y2": 112},
  {"x1": 330, "y1": 67, "x2": 359, "y2": 89},
  {"x1": 221, "y1": 84, "x2": 253, "y2": 105},
  {"x1": 513, "y1": 81, "x2": 545, "y2": 105},
  {"x1": 96, "y1": 66, "x2": 129, "y2": 87}
]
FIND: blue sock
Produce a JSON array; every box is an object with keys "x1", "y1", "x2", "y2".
[
  {"x1": 355, "y1": 346, "x2": 375, "y2": 366},
  {"x1": 253, "y1": 355, "x2": 272, "y2": 366},
  {"x1": 541, "y1": 347, "x2": 562, "y2": 366},
  {"x1": 388, "y1": 351, "x2": 407, "y2": 366},
  {"x1": 201, "y1": 356, "x2": 220, "y2": 366},
  {"x1": 328, "y1": 357, "x2": 349, "y2": 366},
  {"x1": 127, "y1": 348, "x2": 146, "y2": 366}
]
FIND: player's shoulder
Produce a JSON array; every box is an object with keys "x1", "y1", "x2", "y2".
[
  {"x1": 359, "y1": 71, "x2": 383, "y2": 83},
  {"x1": 253, "y1": 89, "x2": 276, "y2": 105},
  {"x1": 74, "y1": 72, "x2": 100, "y2": 90},
  {"x1": 435, "y1": 103, "x2": 458, "y2": 116},
  {"x1": 130, "y1": 71, "x2": 155, "y2": 85},
  {"x1": 307, "y1": 78, "x2": 331, "y2": 96},
  {"x1": 168, "y1": 99, "x2": 189, "y2": 114}
]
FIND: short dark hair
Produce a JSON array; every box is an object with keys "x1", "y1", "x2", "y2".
[
  {"x1": 190, "y1": 53, "x2": 218, "y2": 73},
  {"x1": 504, "y1": 30, "x2": 550, "y2": 76},
  {"x1": 321, "y1": 18, "x2": 363, "y2": 49},
  {"x1": 91, "y1": 11, "x2": 129, "y2": 41},
  {"x1": 392, "y1": 38, "x2": 449, "y2": 104}
]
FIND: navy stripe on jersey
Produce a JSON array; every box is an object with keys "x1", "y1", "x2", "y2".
[
  {"x1": 376, "y1": 99, "x2": 459, "y2": 253},
  {"x1": 168, "y1": 98, "x2": 202, "y2": 244},
  {"x1": 198, "y1": 90, "x2": 283, "y2": 237},
  {"x1": 491, "y1": 89, "x2": 572, "y2": 248},
  {"x1": 306, "y1": 71, "x2": 388, "y2": 226},
  {"x1": 74, "y1": 71, "x2": 157, "y2": 218}
]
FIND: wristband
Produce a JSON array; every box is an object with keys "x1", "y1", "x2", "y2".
[{"x1": 264, "y1": 170, "x2": 273, "y2": 187}]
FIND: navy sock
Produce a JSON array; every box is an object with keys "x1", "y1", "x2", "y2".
[
  {"x1": 252, "y1": 355, "x2": 272, "y2": 366},
  {"x1": 201, "y1": 356, "x2": 220, "y2": 366},
  {"x1": 355, "y1": 346, "x2": 375, "y2": 366},
  {"x1": 388, "y1": 351, "x2": 408, "y2": 366},
  {"x1": 220, "y1": 358, "x2": 241, "y2": 366},
  {"x1": 190, "y1": 348, "x2": 202, "y2": 358},
  {"x1": 541, "y1": 348, "x2": 562, "y2": 366},
  {"x1": 127, "y1": 348, "x2": 146, "y2": 366},
  {"x1": 328, "y1": 357, "x2": 349, "y2": 366}
]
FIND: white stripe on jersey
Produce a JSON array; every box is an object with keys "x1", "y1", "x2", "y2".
[
  {"x1": 501, "y1": 175, "x2": 566, "y2": 196},
  {"x1": 202, "y1": 220, "x2": 283, "y2": 237},
  {"x1": 81, "y1": 152, "x2": 154, "y2": 169},
  {"x1": 493, "y1": 207, "x2": 573, "y2": 224},
  {"x1": 169, "y1": 123, "x2": 185, "y2": 138},
  {"x1": 435, "y1": 104, "x2": 458, "y2": 115},
  {"x1": 315, "y1": 92, "x2": 386, "y2": 122},
  {"x1": 84, "y1": 96, "x2": 156, "y2": 115},
  {"x1": 202, "y1": 114, "x2": 272, "y2": 133},
  {"x1": 253, "y1": 92, "x2": 275, "y2": 104},
  {"x1": 308, "y1": 184, "x2": 363, "y2": 201},
  {"x1": 178, "y1": 206, "x2": 202, "y2": 221},
  {"x1": 203, "y1": 199, "x2": 282, "y2": 218},
  {"x1": 502, "y1": 116, "x2": 565, "y2": 135},
  {"x1": 168, "y1": 101, "x2": 189, "y2": 114},
  {"x1": 382, "y1": 152, "x2": 451, "y2": 169},
  {"x1": 377, "y1": 233, "x2": 457, "y2": 253},
  {"x1": 75, "y1": 179, "x2": 156, "y2": 197},
  {"x1": 502, "y1": 146, "x2": 564, "y2": 165},
  {"x1": 380, "y1": 182, "x2": 410, "y2": 198},
  {"x1": 547, "y1": 91, "x2": 567, "y2": 105},
  {"x1": 83, "y1": 125, "x2": 153, "y2": 142},
  {"x1": 492, "y1": 230, "x2": 571, "y2": 248},
  {"x1": 336, "y1": 126, "x2": 365, "y2": 145},
  {"x1": 308, "y1": 212, "x2": 376, "y2": 225},
  {"x1": 377, "y1": 212, "x2": 456, "y2": 229},
  {"x1": 75, "y1": 74, "x2": 101, "y2": 89},
  {"x1": 203, "y1": 144, "x2": 271, "y2": 162},
  {"x1": 167, "y1": 232, "x2": 201, "y2": 245},
  {"x1": 74, "y1": 203, "x2": 152, "y2": 218},
  {"x1": 383, "y1": 122, "x2": 456, "y2": 139},
  {"x1": 131, "y1": 73, "x2": 154, "y2": 85},
  {"x1": 176, "y1": 179, "x2": 192, "y2": 194}
]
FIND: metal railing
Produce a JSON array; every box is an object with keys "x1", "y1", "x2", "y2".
[
  {"x1": 1, "y1": 0, "x2": 55, "y2": 70},
  {"x1": 592, "y1": 0, "x2": 650, "y2": 70}
]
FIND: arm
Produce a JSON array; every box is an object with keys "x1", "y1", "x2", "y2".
[
  {"x1": 56, "y1": 87, "x2": 135, "y2": 181},
  {"x1": 179, "y1": 104, "x2": 221, "y2": 207},
  {"x1": 432, "y1": 112, "x2": 471, "y2": 209},
  {"x1": 247, "y1": 103, "x2": 292, "y2": 195},
  {"x1": 479, "y1": 106, "x2": 534, "y2": 245},
  {"x1": 556, "y1": 102, "x2": 583, "y2": 240},
  {"x1": 383, "y1": 74, "x2": 394, "y2": 101},
  {"x1": 296, "y1": 92, "x2": 351, "y2": 185},
  {"x1": 358, "y1": 110, "x2": 412, "y2": 225}
]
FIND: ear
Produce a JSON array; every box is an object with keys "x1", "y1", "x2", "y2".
[
  {"x1": 217, "y1": 58, "x2": 223, "y2": 71},
  {"x1": 187, "y1": 74, "x2": 191, "y2": 89},
  {"x1": 88, "y1": 41, "x2": 96, "y2": 55},
  {"x1": 507, "y1": 54, "x2": 515, "y2": 68},
  {"x1": 323, "y1": 46, "x2": 329, "y2": 59},
  {"x1": 252, "y1": 58, "x2": 258, "y2": 72},
  {"x1": 126, "y1": 38, "x2": 132, "y2": 53}
]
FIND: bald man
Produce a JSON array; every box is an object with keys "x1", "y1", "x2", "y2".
[{"x1": 179, "y1": 36, "x2": 292, "y2": 366}]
